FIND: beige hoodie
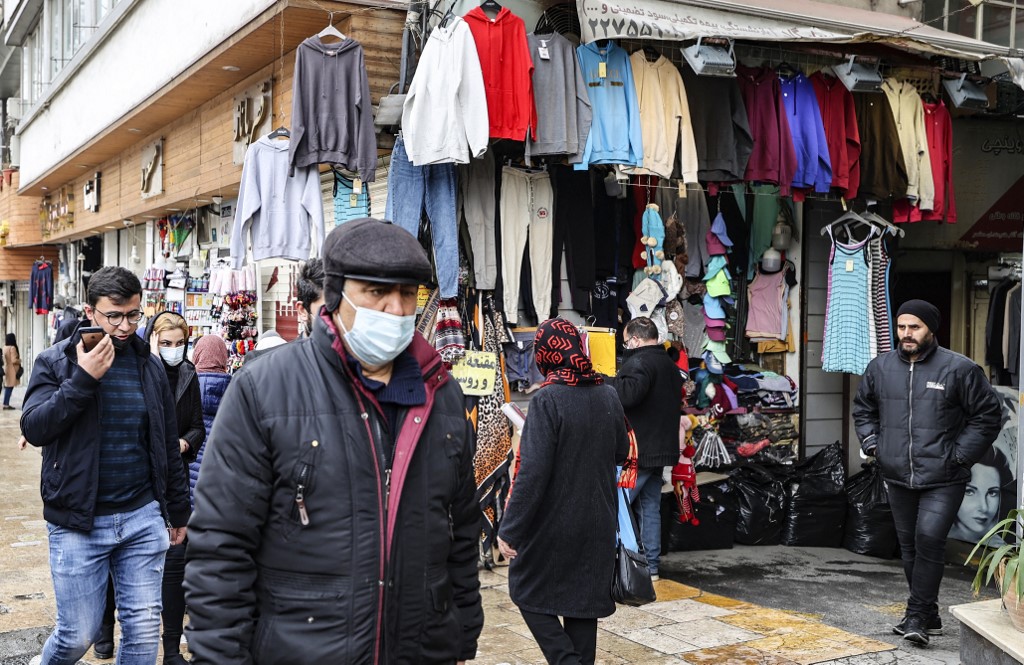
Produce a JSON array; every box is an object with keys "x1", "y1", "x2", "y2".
[
  {"x1": 882, "y1": 79, "x2": 935, "y2": 210},
  {"x1": 627, "y1": 52, "x2": 699, "y2": 182}
]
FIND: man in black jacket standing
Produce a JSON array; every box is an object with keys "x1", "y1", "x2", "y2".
[
  {"x1": 22, "y1": 267, "x2": 189, "y2": 665},
  {"x1": 185, "y1": 218, "x2": 483, "y2": 665},
  {"x1": 854, "y1": 299, "x2": 1001, "y2": 647},
  {"x1": 609, "y1": 316, "x2": 683, "y2": 580}
]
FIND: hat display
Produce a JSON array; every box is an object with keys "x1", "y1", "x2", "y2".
[
  {"x1": 702, "y1": 349, "x2": 724, "y2": 374},
  {"x1": 705, "y1": 229, "x2": 727, "y2": 256},
  {"x1": 321, "y1": 218, "x2": 432, "y2": 310},
  {"x1": 703, "y1": 312, "x2": 726, "y2": 329},
  {"x1": 706, "y1": 269, "x2": 732, "y2": 298},
  {"x1": 703, "y1": 293, "x2": 726, "y2": 319},
  {"x1": 710, "y1": 212, "x2": 734, "y2": 247},
  {"x1": 703, "y1": 255, "x2": 730, "y2": 281},
  {"x1": 705, "y1": 340, "x2": 732, "y2": 364}
]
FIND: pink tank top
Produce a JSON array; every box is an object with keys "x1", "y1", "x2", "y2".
[{"x1": 746, "y1": 267, "x2": 787, "y2": 338}]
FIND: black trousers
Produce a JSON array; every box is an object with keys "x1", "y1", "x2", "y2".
[
  {"x1": 162, "y1": 541, "x2": 187, "y2": 650},
  {"x1": 520, "y1": 609, "x2": 598, "y2": 665},
  {"x1": 550, "y1": 165, "x2": 596, "y2": 316},
  {"x1": 887, "y1": 482, "x2": 965, "y2": 620}
]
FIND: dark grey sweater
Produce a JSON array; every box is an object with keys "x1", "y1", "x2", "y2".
[{"x1": 499, "y1": 383, "x2": 629, "y2": 618}]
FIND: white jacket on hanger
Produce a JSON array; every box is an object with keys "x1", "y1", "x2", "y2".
[
  {"x1": 626, "y1": 52, "x2": 700, "y2": 182},
  {"x1": 402, "y1": 17, "x2": 489, "y2": 166},
  {"x1": 882, "y1": 78, "x2": 935, "y2": 210}
]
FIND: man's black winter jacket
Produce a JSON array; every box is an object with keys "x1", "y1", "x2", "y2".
[
  {"x1": 853, "y1": 343, "x2": 1001, "y2": 489},
  {"x1": 609, "y1": 345, "x2": 684, "y2": 467}
]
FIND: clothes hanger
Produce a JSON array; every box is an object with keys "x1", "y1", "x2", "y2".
[
  {"x1": 480, "y1": 0, "x2": 502, "y2": 19},
  {"x1": 317, "y1": 12, "x2": 346, "y2": 42},
  {"x1": 862, "y1": 209, "x2": 905, "y2": 237},
  {"x1": 642, "y1": 45, "x2": 660, "y2": 62},
  {"x1": 776, "y1": 61, "x2": 799, "y2": 78},
  {"x1": 267, "y1": 126, "x2": 290, "y2": 139},
  {"x1": 439, "y1": 7, "x2": 455, "y2": 28}
]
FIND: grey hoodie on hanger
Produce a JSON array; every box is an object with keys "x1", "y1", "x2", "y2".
[
  {"x1": 288, "y1": 36, "x2": 377, "y2": 181},
  {"x1": 525, "y1": 32, "x2": 592, "y2": 164}
]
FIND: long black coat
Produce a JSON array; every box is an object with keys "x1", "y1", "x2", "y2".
[
  {"x1": 184, "y1": 316, "x2": 483, "y2": 665},
  {"x1": 609, "y1": 345, "x2": 684, "y2": 468},
  {"x1": 498, "y1": 383, "x2": 629, "y2": 618}
]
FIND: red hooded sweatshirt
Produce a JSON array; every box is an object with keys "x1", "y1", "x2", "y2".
[
  {"x1": 735, "y1": 65, "x2": 797, "y2": 196},
  {"x1": 894, "y1": 101, "x2": 957, "y2": 223},
  {"x1": 464, "y1": 7, "x2": 535, "y2": 141}
]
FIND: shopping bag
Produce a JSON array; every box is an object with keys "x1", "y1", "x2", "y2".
[{"x1": 611, "y1": 486, "x2": 656, "y2": 606}]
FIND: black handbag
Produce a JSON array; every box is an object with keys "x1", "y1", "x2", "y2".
[{"x1": 611, "y1": 488, "x2": 657, "y2": 607}]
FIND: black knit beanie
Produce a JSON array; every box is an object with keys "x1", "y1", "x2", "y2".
[{"x1": 897, "y1": 299, "x2": 940, "y2": 334}]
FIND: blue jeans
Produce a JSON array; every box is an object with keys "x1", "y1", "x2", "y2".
[
  {"x1": 3, "y1": 385, "x2": 12, "y2": 405},
  {"x1": 41, "y1": 500, "x2": 170, "y2": 665},
  {"x1": 385, "y1": 136, "x2": 459, "y2": 298},
  {"x1": 628, "y1": 467, "x2": 665, "y2": 575}
]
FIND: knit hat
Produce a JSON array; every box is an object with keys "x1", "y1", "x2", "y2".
[
  {"x1": 193, "y1": 334, "x2": 229, "y2": 373},
  {"x1": 896, "y1": 299, "x2": 940, "y2": 334}
]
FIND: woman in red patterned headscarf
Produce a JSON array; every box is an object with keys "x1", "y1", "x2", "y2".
[{"x1": 497, "y1": 318, "x2": 629, "y2": 665}]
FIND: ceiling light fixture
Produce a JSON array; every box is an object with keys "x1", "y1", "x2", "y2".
[
  {"x1": 127, "y1": 127, "x2": 143, "y2": 133},
  {"x1": 221, "y1": 65, "x2": 240, "y2": 72}
]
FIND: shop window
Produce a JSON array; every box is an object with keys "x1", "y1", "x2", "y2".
[
  {"x1": 923, "y1": 0, "x2": 947, "y2": 28},
  {"x1": 1016, "y1": 6, "x2": 1024, "y2": 47},
  {"x1": 983, "y1": 2, "x2": 1014, "y2": 46},
  {"x1": 948, "y1": 0, "x2": 980, "y2": 39}
]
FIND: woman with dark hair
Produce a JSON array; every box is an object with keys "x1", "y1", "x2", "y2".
[
  {"x1": 948, "y1": 447, "x2": 1015, "y2": 546},
  {"x1": 497, "y1": 318, "x2": 629, "y2": 665},
  {"x1": 3, "y1": 332, "x2": 21, "y2": 409}
]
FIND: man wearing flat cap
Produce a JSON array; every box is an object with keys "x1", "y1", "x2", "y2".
[
  {"x1": 854, "y1": 299, "x2": 1000, "y2": 648},
  {"x1": 184, "y1": 219, "x2": 483, "y2": 664}
]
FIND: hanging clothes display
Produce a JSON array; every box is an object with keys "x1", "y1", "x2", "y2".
[
  {"x1": 549, "y1": 165, "x2": 596, "y2": 314},
  {"x1": 499, "y1": 167, "x2": 554, "y2": 324},
  {"x1": 682, "y1": 68, "x2": 752, "y2": 183},
  {"x1": 894, "y1": 100, "x2": 957, "y2": 223},
  {"x1": 853, "y1": 94, "x2": 908, "y2": 202},
  {"x1": 288, "y1": 35, "x2": 377, "y2": 180},
  {"x1": 987, "y1": 275, "x2": 1020, "y2": 385},
  {"x1": 747, "y1": 185, "x2": 781, "y2": 279},
  {"x1": 526, "y1": 31, "x2": 592, "y2": 164},
  {"x1": 402, "y1": 15, "x2": 489, "y2": 166},
  {"x1": 627, "y1": 51, "x2": 699, "y2": 182},
  {"x1": 463, "y1": 6, "x2": 535, "y2": 141},
  {"x1": 822, "y1": 227, "x2": 876, "y2": 375},
  {"x1": 881, "y1": 78, "x2": 935, "y2": 213},
  {"x1": 746, "y1": 263, "x2": 796, "y2": 341},
  {"x1": 386, "y1": 137, "x2": 460, "y2": 299},
  {"x1": 332, "y1": 170, "x2": 370, "y2": 226},
  {"x1": 735, "y1": 65, "x2": 797, "y2": 196},
  {"x1": 575, "y1": 41, "x2": 643, "y2": 169},
  {"x1": 230, "y1": 136, "x2": 324, "y2": 268},
  {"x1": 30, "y1": 260, "x2": 53, "y2": 314},
  {"x1": 778, "y1": 71, "x2": 832, "y2": 194},
  {"x1": 459, "y1": 152, "x2": 498, "y2": 290},
  {"x1": 867, "y1": 226, "x2": 897, "y2": 355},
  {"x1": 809, "y1": 71, "x2": 861, "y2": 199}
]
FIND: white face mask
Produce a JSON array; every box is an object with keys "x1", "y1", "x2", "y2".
[
  {"x1": 337, "y1": 292, "x2": 416, "y2": 367},
  {"x1": 160, "y1": 346, "x2": 186, "y2": 367}
]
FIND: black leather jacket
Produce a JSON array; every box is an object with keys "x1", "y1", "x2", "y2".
[
  {"x1": 184, "y1": 314, "x2": 482, "y2": 665},
  {"x1": 853, "y1": 343, "x2": 1002, "y2": 489}
]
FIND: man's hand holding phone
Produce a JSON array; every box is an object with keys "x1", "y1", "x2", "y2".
[{"x1": 77, "y1": 327, "x2": 114, "y2": 381}]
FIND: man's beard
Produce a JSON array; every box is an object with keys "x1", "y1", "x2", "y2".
[{"x1": 901, "y1": 336, "x2": 933, "y2": 355}]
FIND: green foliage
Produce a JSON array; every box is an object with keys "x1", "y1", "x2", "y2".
[{"x1": 966, "y1": 508, "x2": 1024, "y2": 599}]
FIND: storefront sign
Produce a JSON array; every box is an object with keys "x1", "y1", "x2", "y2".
[
  {"x1": 957, "y1": 173, "x2": 1024, "y2": 252},
  {"x1": 83, "y1": 172, "x2": 100, "y2": 212},
  {"x1": 575, "y1": 0, "x2": 847, "y2": 44},
  {"x1": 450, "y1": 351, "x2": 499, "y2": 396},
  {"x1": 980, "y1": 135, "x2": 1024, "y2": 156},
  {"x1": 232, "y1": 79, "x2": 273, "y2": 165},
  {"x1": 140, "y1": 139, "x2": 163, "y2": 200}
]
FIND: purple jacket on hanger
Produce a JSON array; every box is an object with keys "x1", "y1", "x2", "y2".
[{"x1": 780, "y1": 72, "x2": 832, "y2": 193}]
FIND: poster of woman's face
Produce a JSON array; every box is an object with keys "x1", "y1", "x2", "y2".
[{"x1": 947, "y1": 387, "x2": 1017, "y2": 547}]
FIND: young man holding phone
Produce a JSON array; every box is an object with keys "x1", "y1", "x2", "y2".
[{"x1": 22, "y1": 266, "x2": 190, "y2": 665}]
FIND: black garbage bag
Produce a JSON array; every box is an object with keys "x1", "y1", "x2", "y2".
[
  {"x1": 782, "y1": 442, "x2": 848, "y2": 547},
  {"x1": 842, "y1": 461, "x2": 899, "y2": 558},
  {"x1": 731, "y1": 465, "x2": 788, "y2": 546},
  {"x1": 661, "y1": 480, "x2": 738, "y2": 552}
]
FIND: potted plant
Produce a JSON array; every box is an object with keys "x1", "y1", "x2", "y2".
[{"x1": 967, "y1": 507, "x2": 1024, "y2": 631}]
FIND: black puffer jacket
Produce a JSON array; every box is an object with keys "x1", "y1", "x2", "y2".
[
  {"x1": 853, "y1": 343, "x2": 1001, "y2": 489},
  {"x1": 609, "y1": 345, "x2": 683, "y2": 467},
  {"x1": 184, "y1": 314, "x2": 482, "y2": 665}
]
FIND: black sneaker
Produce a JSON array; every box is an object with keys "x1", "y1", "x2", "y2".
[
  {"x1": 902, "y1": 616, "x2": 930, "y2": 647},
  {"x1": 892, "y1": 614, "x2": 943, "y2": 636}
]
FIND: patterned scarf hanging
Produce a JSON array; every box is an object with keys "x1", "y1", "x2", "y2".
[{"x1": 534, "y1": 318, "x2": 604, "y2": 387}]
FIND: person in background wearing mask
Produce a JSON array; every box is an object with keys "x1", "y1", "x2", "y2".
[
  {"x1": 22, "y1": 266, "x2": 190, "y2": 665},
  {"x1": 185, "y1": 218, "x2": 483, "y2": 664},
  {"x1": 854, "y1": 299, "x2": 1000, "y2": 648},
  {"x1": 295, "y1": 257, "x2": 325, "y2": 338},
  {"x1": 189, "y1": 334, "x2": 231, "y2": 511},
  {"x1": 143, "y1": 312, "x2": 204, "y2": 665},
  {"x1": 606, "y1": 316, "x2": 683, "y2": 580}
]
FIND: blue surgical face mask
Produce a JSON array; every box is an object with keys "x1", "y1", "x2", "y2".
[
  {"x1": 337, "y1": 292, "x2": 416, "y2": 367},
  {"x1": 160, "y1": 346, "x2": 186, "y2": 367}
]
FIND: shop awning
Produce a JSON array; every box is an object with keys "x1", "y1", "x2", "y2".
[{"x1": 576, "y1": 0, "x2": 1016, "y2": 61}]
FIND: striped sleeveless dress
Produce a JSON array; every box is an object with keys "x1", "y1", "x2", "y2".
[{"x1": 822, "y1": 229, "x2": 875, "y2": 374}]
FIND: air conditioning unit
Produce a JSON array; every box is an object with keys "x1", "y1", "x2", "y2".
[{"x1": 6, "y1": 98, "x2": 25, "y2": 121}]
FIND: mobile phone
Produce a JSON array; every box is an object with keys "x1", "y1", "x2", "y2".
[{"x1": 79, "y1": 326, "x2": 106, "y2": 353}]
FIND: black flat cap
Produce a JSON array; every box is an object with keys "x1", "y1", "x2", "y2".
[{"x1": 322, "y1": 218, "x2": 432, "y2": 310}]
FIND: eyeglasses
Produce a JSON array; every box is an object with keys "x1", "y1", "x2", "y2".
[{"x1": 94, "y1": 309, "x2": 144, "y2": 326}]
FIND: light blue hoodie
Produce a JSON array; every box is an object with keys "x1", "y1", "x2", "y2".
[
  {"x1": 575, "y1": 41, "x2": 643, "y2": 169},
  {"x1": 230, "y1": 136, "x2": 324, "y2": 268}
]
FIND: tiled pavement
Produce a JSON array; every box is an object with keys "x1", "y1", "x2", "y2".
[{"x1": 474, "y1": 564, "x2": 922, "y2": 665}]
